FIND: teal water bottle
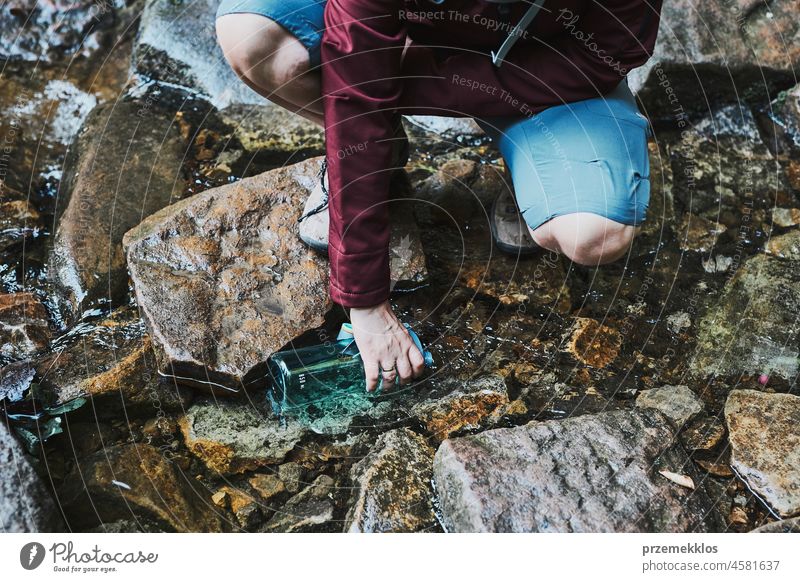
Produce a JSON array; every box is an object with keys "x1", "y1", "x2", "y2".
[{"x1": 266, "y1": 322, "x2": 434, "y2": 416}]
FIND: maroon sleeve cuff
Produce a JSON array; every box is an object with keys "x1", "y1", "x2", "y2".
[{"x1": 328, "y1": 242, "x2": 391, "y2": 308}]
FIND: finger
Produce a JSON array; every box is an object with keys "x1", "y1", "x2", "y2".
[
  {"x1": 395, "y1": 354, "x2": 414, "y2": 386},
  {"x1": 364, "y1": 360, "x2": 380, "y2": 393},
  {"x1": 379, "y1": 360, "x2": 398, "y2": 391},
  {"x1": 408, "y1": 345, "x2": 426, "y2": 377}
]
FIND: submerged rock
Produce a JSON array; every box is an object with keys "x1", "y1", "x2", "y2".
[
  {"x1": 724, "y1": 389, "x2": 800, "y2": 518},
  {"x1": 434, "y1": 408, "x2": 720, "y2": 532},
  {"x1": 563, "y1": 317, "x2": 623, "y2": 369},
  {"x1": 680, "y1": 416, "x2": 726, "y2": 452},
  {"x1": 59, "y1": 442, "x2": 231, "y2": 532},
  {"x1": 691, "y1": 231, "x2": 800, "y2": 380},
  {"x1": 50, "y1": 98, "x2": 187, "y2": 318},
  {"x1": 248, "y1": 473, "x2": 287, "y2": 503},
  {"x1": 345, "y1": 428, "x2": 437, "y2": 533},
  {"x1": 415, "y1": 158, "x2": 506, "y2": 225},
  {"x1": 212, "y1": 485, "x2": 262, "y2": 529},
  {"x1": 1, "y1": 422, "x2": 64, "y2": 532},
  {"x1": 677, "y1": 213, "x2": 725, "y2": 253},
  {"x1": 635, "y1": 384, "x2": 705, "y2": 427},
  {"x1": 217, "y1": 103, "x2": 323, "y2": 155},
  {"x1": 178, "y1": 397, "x2": 307, "y2": 475},
  {"x1": 261, "y1": 475, "x2": 336, "y2": 533},
  {"x1": 666, "y1": 105, "x2": 794, "y2": 218},
  {"x1": 765, "y1": 227, "x2": 800, "y2": 262},
  {"x1": 405, "y1": 116, "x2": 484, "y2": 141},
  {"x1": 408, "y1": 375, "x2": 509, "y2": 441}
]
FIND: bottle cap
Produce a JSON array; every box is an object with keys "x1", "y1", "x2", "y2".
[
  {"x1": 337, "y1": 322, "x2": 354, "y2": 340},
  {"x1": 404, "y1": 323, "x2": 435, "y2": 368}
]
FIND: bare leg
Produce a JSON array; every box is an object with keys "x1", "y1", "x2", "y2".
[
  {"x1": 216, "y1": 13, "x2": 324, "y2": 127},
  {"x1": 529, "y1": 212, "x2": 642, "y2": 265}
]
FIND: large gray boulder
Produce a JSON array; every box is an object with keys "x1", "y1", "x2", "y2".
[
  {"x1": 630, "y1": 0, "x2": 799, "y2": 117},
  {"x1": 434, "y1": 408, "x2": 721, "y2": 532},
  {"x1": 1, "y1": 422, "x2": 64, "y2": 532}
]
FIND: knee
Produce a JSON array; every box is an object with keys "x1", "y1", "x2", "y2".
[
  {"x1": 215, "y1": 14, "x2": 308, "y2": 90},
  {"x1": 531, "y1": 213, "x2": 639, "y2": 266}
]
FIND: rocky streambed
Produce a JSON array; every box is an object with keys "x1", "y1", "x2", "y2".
[{"x1": 2, "y1": 0, "x2": 800, "y2": 533}]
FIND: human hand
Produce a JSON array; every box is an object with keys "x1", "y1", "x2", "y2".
[{"x1": 349, "y1": 300, "x2": 426, "y2": 392}]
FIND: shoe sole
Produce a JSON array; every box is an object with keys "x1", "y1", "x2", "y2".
[
  {"x1": 299, "y1": 232, "x2": 329, "y2": 256},
  {"x1": 489, "y1": 194, "x2": 540, "y2": 256}
]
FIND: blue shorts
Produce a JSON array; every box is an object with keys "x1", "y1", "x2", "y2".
[
  {"x1": 216, "y1": 0, "x2": 326, "y2": 69},
  {"x1": 215, "y1": 0, "x2": 652, "y2": 231}
]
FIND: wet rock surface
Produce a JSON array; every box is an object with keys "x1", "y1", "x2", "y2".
[
  {"x1": 630, "y1": 0, "x2": 799, "y2": 116},
  {"x1": 635, "y1": 384, "x2": 705, "y2": 427},
  {"x1": 0, "y1": 422, "x2": 64, "y2": 532},
  {"x1": 0, "y1": 197, "x2": 42, "y2": 254},
  {"x1": 691, "y1": 230, "x2": 800, "y2": 381},
  {"x1": 217, "y1": 103, "x2": 323, "y2": 156},
  {"x1": 434, "y1": 409, "x2": 721, "y2": 532},
  {"x1": 724, "y1": 390, "x2": 800, "y2": 518},
  {"x1": 0, "y1": 292, "x2": 51, "y2": 364},
  {"x1": 261, "y1": 475, "x2": 336, "y2": 533},
  {"x1": 0, "y1": 0, "x2": 121, "y2": 63},
  {"x1": 408, "y1": 375, "x2": 509, "y2": 442},
  {"x1": 345, "y1": 428, "x2": 437, "y2": 532},
  {"x1": 3, "y1": 1, "x2": 800, "y2": 534},
  {"x1": 58, "y1": 442, "x2": 232, "y2": 532},
  {"x1": 132, "y1": 0, "x2": 261, "y2": 109},
  {"x1": 123, "y1": 158, "x2": 332, "y2": 395},
  {"x1": 178, "y1": 397, "x2": 308, "y2": 475},
  {"x1": 49, "y1": 98, "x2": 187, "y2": 318},
  {"x1": 33, "y1": 307, "x2": 194, "y2": 418}
]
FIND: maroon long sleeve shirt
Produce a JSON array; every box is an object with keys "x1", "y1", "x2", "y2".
[{"x1": 320, "y1": 0, "x2": 663, "y2": 307}]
